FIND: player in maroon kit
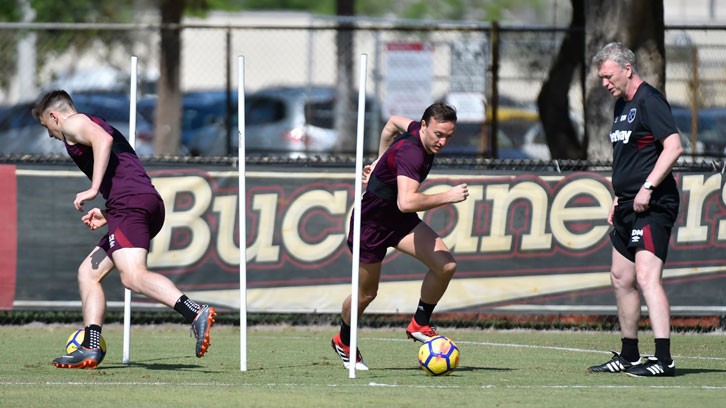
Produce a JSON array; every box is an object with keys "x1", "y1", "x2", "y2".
[
  {"x1": 331, "y1": 103, "x2": 469, "y2": 370},
  {"x1": 32, "y1": 90, "x2": 215, "y2": 368}
]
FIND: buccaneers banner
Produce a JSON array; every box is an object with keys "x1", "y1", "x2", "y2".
[{"x1": 3, "y1": 162, "x2": 726, "y2": 315}]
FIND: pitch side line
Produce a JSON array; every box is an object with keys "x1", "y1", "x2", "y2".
[
  {"x1": 365, "y1": 337, "x2": 726, "y2": 361},
  {"x1": 2, "y1": 381, "x2": 726, "y2": 390}
]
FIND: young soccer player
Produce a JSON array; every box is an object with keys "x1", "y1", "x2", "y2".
[
  {"x1": 32, "y1": 90, "x2": 216, "y2": 369},
  {"x1": 331, "y1": 103, "x2": 469, "y2": 370}
]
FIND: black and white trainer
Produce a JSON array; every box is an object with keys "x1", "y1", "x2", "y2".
[
  {"x1": 625, "y1": 356, "x2": 675, "y2": 377},
  {"x1": 588, "y1": 351, "x2": 641, "y2": 373}
]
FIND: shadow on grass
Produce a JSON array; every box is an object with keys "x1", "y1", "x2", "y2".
[
  {"x1": 675, "y1": 367, "x2": 726, "y2": 376},
  {"x1": 380, "y1": 366, "x2": 511, "y2": 372},
  {"x1": 97, "y1": 355, "x2": 219, "y2": 373}
]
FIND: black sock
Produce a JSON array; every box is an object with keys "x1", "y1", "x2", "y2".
[
  {"x1": 174, "y1": 295, "x2": 200, "y2": 323},
  {"x1": 413, "y1": 299, "x2": 436, "y2": 326},
  {"x1": 620, "y1": 337, "x2": 640, "y2": 362},
  {"x1": 339, "y1": 320, "x2": 351, "y2": 346},
  {"x1": 81, "y1": 325, "x2": 102, "y2": 349},
  {"x1": 654, "y1": 338, "x2": 672, "y2": 363}
]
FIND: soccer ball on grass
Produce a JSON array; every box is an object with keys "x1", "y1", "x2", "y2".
[
  {"x1": 418, "y1": 335, "x2": 459, "y2": 376},
  {"x1": 66, "y1": 329, "x2": 107, "y2": 360}
]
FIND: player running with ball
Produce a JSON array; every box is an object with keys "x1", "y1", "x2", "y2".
[
  {"x1": 32, "y1": 90, "x2": 216, "y2": 369},
  {"x1": 331, "y1": 103, "x2": 469, "y2": 370}
]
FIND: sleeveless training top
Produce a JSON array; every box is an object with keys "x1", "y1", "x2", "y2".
[
  {"x1": 64, "y1": 113, "x2": 159, "y2": 204},
  {"x1": 360, "y1": 121, "x2": 434, "y2": 227}
]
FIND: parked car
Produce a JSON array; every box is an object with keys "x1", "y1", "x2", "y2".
[
  {"x1": 145, "y1": 86, "x2": 379, "y2": 157},
  {"x1": 671, "y1": 106, "x2": 726, "y2": 158},
  {"x1": 137, "y1": 90, "x2": 232, "y2": 154},
  {"x1": 439, "y1": 103, "x2": 547, "y2": 159},
  {"x1": 0, "y1": 93, "x2": 154, "y2": 156}
]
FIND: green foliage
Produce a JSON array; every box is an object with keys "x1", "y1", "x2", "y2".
[
  {"x1": 202, "y1": 0, "x2": 336, "y2": 15},
  {"x1": 0, "y1": 1, "x2": 21, "y2": 22},
  {"x1": 399, "y1": 0, "x2": 546, "y2": 22},
  {"x1": 30, "y1": 0, "x2": 135, "y2": 23}
]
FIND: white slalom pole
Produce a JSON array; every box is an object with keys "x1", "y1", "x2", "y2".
[
  {"x1": 123, "y1": 55, "x2": 138, "y2": 365},
  {"x1": 238, "y1": 55, "x2": 248, "y2": 372},
  {"x1": 349, "y1": 53, "x2": 368, "y2": 379}
]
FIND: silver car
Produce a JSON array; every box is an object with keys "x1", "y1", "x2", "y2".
[
  {"x1": 186, "y1": 86, "x2": 379, "y2": 157},
  {"x1": 0, "y1": 93, "x2": 154, "y2": 156}
]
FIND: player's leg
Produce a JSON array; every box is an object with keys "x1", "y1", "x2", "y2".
[
  {"x1": 332, "y1": 261, "x2": 381, "y2": 370},
  {"x1": 53, "y1": 247, "x2": 115, "y2": 369},
  {"x1": 78, "y1": 247, "x2": 115, "y2": 327},
  {"x1": 588, "y1": 247, "x2": 642, "y2": 373},
  {"x1": 111, "y1": 247, "x2": 216, "y2": 357},
  {"x1": 625, "y1": 248, "x2": 675, "y2": 377},
  {"x1": 634, "y1": 249, "x2": 669, "y2": 339},
  {"x1": 395, "y1": 222, "x2": 456, "y2": 342},
  {"x1": 109, "y1": 194, "x2": 215, "y2": 357},
  {"x1": 611, "y1": 247, "x2": 640, "y2": 341},
  {"x1": 112, "y1": 247, "x2": 181, "y2": 307},
  {"x1": 341, "y1": 261, "x2": 383, "y2": 325}
]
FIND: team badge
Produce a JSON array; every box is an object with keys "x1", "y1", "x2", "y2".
[{"x1": 627, "y1": 108, "x2": 637, "y2": 123}]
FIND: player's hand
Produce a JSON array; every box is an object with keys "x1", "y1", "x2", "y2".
[
  {"x1": 82, "y1": 208, "x2": 107, "y2": 230},
  {"x1": 608, "y1": 196, "x2": 618, "y2": 226},
  {"x1": 448, "y1": 183, "x2": 469, "y2": 203},
  {"x1": 74, "y1": 188, "x2": 98, "y2": 212},
  {"x1": 362, "y1": 165, "x2": 373, "y2": 185},
  {"x1": 633, "y1": 187, "x2": 651, "y2": 213},
  {"x1": 362, "y1": 159, "x2": 379, "y2": 187}
]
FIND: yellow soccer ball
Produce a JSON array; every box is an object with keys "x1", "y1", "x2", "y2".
[
  {"x1": 418, "y1": 335, "x2": 460, "y2": 376},
  {"x1": 65, "y1": 329, "x2": 107, "y2": 358}
]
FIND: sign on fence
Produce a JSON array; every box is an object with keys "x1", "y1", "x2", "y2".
[{"x1": 383, "y1": 42, "x2": 434, "y2": 119}]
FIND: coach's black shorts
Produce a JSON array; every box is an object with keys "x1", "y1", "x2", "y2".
[{"x1": 609, "y1": 199, "x2": 678, "y2": 263}]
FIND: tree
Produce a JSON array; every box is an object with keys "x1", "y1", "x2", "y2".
[
  {"x1": 333, "y1": 0, "x2": 355, "y2": 153},
  {"x1": 536, "y1": 0, "x2": 585, "y2": 159},
  {"x1": 583, "y1": 0, "x2": 665, "y2": 160},
  {"x1": 154, "y1": 0, "x2": 185, "y2": 156}
]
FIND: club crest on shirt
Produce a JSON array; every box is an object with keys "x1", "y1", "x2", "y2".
[{"x1": 627, "y1": 108, "x2": 637, "y2": 123}]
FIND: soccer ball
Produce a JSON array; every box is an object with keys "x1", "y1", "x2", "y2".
[
  {"x1": 66, "y1": 329, "x2": 107, "y2": 359},
  {"x1": 418, "y1": 335, "x2": 460, "y2": 376}
]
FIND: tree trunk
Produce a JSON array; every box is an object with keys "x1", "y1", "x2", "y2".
[
  {"x1": 584, "y1": 0, "x2": 665, "y2": 160},
  {"x1": 333, "y1": 0, "x2": 355, "y2": 154},
  {"x1": 536, "y1": 0, "x2": 585, "y2": 160},
  {"x1": 154, "y1": 0, "x2": 183, "y2": 156}
]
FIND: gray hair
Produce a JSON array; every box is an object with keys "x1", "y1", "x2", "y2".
[{"x1": 592, "y1": 42, "x2": 637, "y2": 74}]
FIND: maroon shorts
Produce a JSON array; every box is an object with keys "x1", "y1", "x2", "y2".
[
  {"x1": 347, "y1": 214, "x2": 421, "y2": 264},
  {"x1": 98, "y1": 193, "x2": 165, "y2": 257}
]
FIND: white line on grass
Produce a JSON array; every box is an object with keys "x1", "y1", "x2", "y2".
[
  {"x1": 364, "y1": 337, "x2": 726, "y2": 361},
  {"x1": 2, "y1": 381, "x2": 726, "y2": 390}
]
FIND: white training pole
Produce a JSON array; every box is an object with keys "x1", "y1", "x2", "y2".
[
  {"x1": 349, "y1": 53, "x2": 368, "y2": 379},
  {"x1": 123, "y1": 55, "x2": 138, "y2": 365},
  {"x1": 238, "y1": 55, "x2": 248, "y2": 372}
]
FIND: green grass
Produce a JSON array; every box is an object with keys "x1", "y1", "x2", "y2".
[{"x1": 1, "y1": 325, "x2": 725, "y2": 407}]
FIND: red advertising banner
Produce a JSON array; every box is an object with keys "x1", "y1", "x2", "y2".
[
  {"x1": 7, "y1": 163, "x2": 726, "y2": 315},
  {"x1": 0, "y1": 165, "x2": 17, "y2": 310}
]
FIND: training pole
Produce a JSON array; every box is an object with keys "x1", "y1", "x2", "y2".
[
  {"x1": 122, "y1": 55, "x2": 138, "y2": 365},
  {"x1": 238, "y1": 55, "x2": 248, "y2": 372},
  {"x1": 349, "y1": 53, "x2": 368, "y2": 379}
]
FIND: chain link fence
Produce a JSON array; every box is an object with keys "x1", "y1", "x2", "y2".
[{"x1": 0, "y1": 18, "x2": 724, "y2": 160}]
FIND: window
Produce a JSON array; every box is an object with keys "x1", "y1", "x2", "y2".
[{"x1": 246, "y1": 97, "x2": 285, "y2": 125}]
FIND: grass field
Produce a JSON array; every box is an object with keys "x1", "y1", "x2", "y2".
[{"x1": 1, "y1": 324, "x2": 725, "y2": 407}]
